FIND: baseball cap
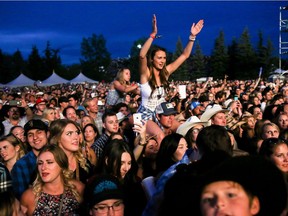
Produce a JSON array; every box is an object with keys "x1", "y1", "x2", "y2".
[
  {"x1": 155, "y1": 102, "x2": 178, "y2": 116},
  {"x1": 36, "y1": 98, "x2": 47, "y2": 105},
  {"x1": 86, "y1": 175, "x2": 124, "y2": 208},
  {"x1": 190, "y1": 101, "x2": 200, "y2": 110},
  {"x1": 24, "y1": 119, "x2": 48, "y2": 135}
]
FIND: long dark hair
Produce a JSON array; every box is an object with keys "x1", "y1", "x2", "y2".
[
  {"x1": 259, "y1": 138, "x2": 288, "y2": 159},
  {"x1": 99, "y1": 139, "x2": 138, "y2": 182},
  {"x1": 156, "y1": 133, "x2": 184, "y2": 174},
  {"x1": 148, "y1": 47, "x2": 169, "y2": 96},
  {"x1": 83, "y1": 123, "x2": 100, "y2": 142}
]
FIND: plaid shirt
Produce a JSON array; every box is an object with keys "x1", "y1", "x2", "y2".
[
  {"x1": 137, "y1": 105, "x2": 162, "y2": 129},
  {"x1": 0, "y1": 162, "x2": 12, "y2": 193},
  {"x1": 91, "y1": 133, "x2": 109, "y2": 160},
  {"x1": 11, "y1": 151, "x2": 37, "y2": 199}
]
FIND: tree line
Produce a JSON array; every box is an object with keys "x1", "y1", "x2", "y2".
[{"x1": 0, "y1": 28, "x2": 287, "y2": 84}]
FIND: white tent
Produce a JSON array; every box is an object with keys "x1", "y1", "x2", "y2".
[
  {"x1": 40, "y1": 72, "x2": 69, "y2": 86},
  {"x1": 70, "y1": 72, "x2": 98, "y2": 84},
  {"x1": 268, "y1": 74, "x2": 286, "y2": 82},
  {"x1": 273, "y1": 68, "x2": 285, "y2": 74},
  {"x1": 5, "y1": 73, "x2": 35, "y2": 87}
]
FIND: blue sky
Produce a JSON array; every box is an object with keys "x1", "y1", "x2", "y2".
[{"x1": 0, "y1": 1, "x2": 286, "y2": 65}]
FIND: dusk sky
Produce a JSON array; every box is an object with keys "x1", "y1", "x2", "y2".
[{"x1": 0, "y1": 1, "x2": 286, "y2": 65}]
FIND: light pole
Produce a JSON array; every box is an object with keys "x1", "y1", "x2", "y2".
[{"x1": 279, "y1": 6, "x2": 288, "y2": 70}]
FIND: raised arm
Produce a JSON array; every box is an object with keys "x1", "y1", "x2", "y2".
[
  {"x1": 133, "y1": 120, "x2": 147, "y2": 161},
  {"x1": 166, "y1": 19, "x2": 204, "y2": 75},
  {"x1": 215, "y1": 75, "x2": 228, "y2": 93},
  {"x1": 249, "y1": 76, "x2": 261, "y2": 93},
  {"x1": 20, "y1": 98, "x2": 33, "y2": 120},
  {"x1": 114, "y1": 80, "x2": 139, "y2": 93},
  {"x1": 139, "y1": 14, "x2": 158, "y2": 84}
]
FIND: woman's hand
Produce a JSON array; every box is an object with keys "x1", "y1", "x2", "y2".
[
  {"x1": 151, "y1": 14, "x2": 157, "y2": 35},
  {"x1": 133, "y1": 120, "x2": 147, "y2": 140},
  {"x1": 191, "y1": 19, "x2": 204, "y2": 36}
]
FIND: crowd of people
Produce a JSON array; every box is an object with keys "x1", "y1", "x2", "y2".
[{"x1": 0, "y1": 14, "x2": 288, "y2": 216}]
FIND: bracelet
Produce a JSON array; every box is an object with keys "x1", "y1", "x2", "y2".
[
  {"x1": 150, "y1": 34, "x2": 156, "y2": 39},
  {"x1": 189, "y1": 35, "x2": 196, "y2": 41}
]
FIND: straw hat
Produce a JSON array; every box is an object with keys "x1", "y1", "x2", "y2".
[
  {"x1": 200, "y1": 104, "x2": 228, "y2": 122},
  {"x1": 223, "y1": 99, "x2": 233, "y2": 109},
  {"x1": 176, "y1": 116, "x2": 207, "y2": 136},
  {"x1": 226, "y1": 115, "x2": 239, "y2": 130}
]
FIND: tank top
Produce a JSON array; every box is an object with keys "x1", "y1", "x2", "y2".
[
  {"x1": 106, "y1": 89, "x2": 125, "y2": 106},
  {"x1": 140, "y1": 82, "x2": 166, "y2": 111},
  {"x1": 33, "y1": 189, "x2": 80, "y2": 216}
]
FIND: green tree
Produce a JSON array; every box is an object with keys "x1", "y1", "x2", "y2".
[
  {"x1": 27, "y1": 46, "x2": 44, "y2": 81},
  {"x1": 130, "y1": 37, "x2": 146, "y2": 58},
  {"x1": 265, "y1": 37, "x2": 275, "y2": 75},
  {"x1": 43, "y1": 41, "x2": 53, "y2": 75},
  {"x1": 209, "y1": 30, "x2": 229, "y2": 79},
  {"x1": 0, "y1": 49, "x2": 4, "y2": 83},
  {"x1": 128, "y1": 37, "x2": 146, "y2": 82},
  {"x1": 170, "y1": 37, "x2": 189, "y2": 81},
  {"x1": 235, "y1": 28, "x2": 257, "y2": 79},
  {"x1": 0, "y1": 50, "x2": 14, "y2": 83},
  {"x1": 80, "y1": 34, "x2": 111, "y2": 81},
  {"x1": 256, "y1": 31, "x2": 272, "y2": 76},
  {"x1": 11, "y1": 50, "x2": 26, "y2": 80},
  {"x1": 190, "y1": 42, "x2": 206, "y2": 80},
  {"x1": 62, "y1": 64, "x2": 82, "y2": 80},
  {"x1": 42, "y1": 41, "x2": 63, "y2": 79},
  {"x1": 12, "y1": 50, "x2": 25, "y2": 72},
  {"x1": 227, "y1": 38, "x2": 238, "y2": 79}
]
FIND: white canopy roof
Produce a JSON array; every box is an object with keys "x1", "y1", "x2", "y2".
[
  {"x1": 5, "y1": 73, "x2": 35, "y2": 87},
  {"x1": 39, "y1": 72, "x2": 69, "y2": 86},
  {"x1": 70, "y1": 72, "x2": 97, "y2": 84}
]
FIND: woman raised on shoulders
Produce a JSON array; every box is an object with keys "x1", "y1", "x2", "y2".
[{"x1": 137, "y1": 14, "x2": 204, "y2": 144}]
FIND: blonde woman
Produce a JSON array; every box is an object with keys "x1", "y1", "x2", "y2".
[
  {"x1": 10, "y1": 125, "x2": 26, "y2": 143},
  {"x1": 80, "y1": 115, "x2": 95, "y2": 129},
  {"x1": 257, "y1": 122, "x2": 280, "y2": 151},
  {"x1": 0, "y1": 134, "x2": 25, "y2": 172},
  {"x1": 49, "y1": 119, "x2": 93, "y2": 183},
  {"x1": 21, "y1": 144, "x2": 84, "y2": 215},
  {"x1": 106, "y1": 68, "x2": 140, "y2": 108},
  {"x1": 41, "y1": 107, "x2": 56, "y2": 126}
]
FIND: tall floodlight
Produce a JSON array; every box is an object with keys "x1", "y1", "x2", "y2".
[{"x1": 280, "y1": 6, "x2": 288, "y2": 69}]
